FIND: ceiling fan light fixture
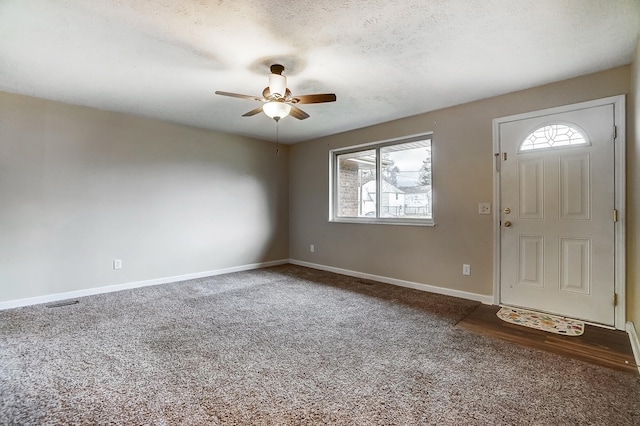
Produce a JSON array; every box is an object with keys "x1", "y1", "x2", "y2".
[{"x1": 263, "y1": 101, "x2": 291, "y2": 121}]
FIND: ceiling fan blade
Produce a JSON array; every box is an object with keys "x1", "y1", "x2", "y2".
[
  {"x1": 242, "y1": 106, "x2": 264, "y2": 117},
  {"x1": 290, "y1": 93, "x2": 336, "y2": 104},
  {"x1": 289, "y1": 105, "x2": 310, "y2": 120},
  {"x1": 215, "y1": 91, "x2": 263, "y2": 102}
]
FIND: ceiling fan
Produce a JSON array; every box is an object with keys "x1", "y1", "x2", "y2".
[{"x1": 215, "y1": 64, "x2": 337, "y2": 122}]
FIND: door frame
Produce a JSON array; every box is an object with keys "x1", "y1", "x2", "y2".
[{"x1": 492, "y1": 95, "x2": 626, "y2": 330}]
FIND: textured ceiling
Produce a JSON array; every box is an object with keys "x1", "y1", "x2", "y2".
[{"x1": 1, "y1": 0, "x2": 639, "y2": 144}]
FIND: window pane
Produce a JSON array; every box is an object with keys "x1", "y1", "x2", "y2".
[
  {"x1": 336, "y1": 149, "x2": 376, "y2": 218},
  {"x1": 330, "y1": 134, "x2": 433, "y2": 225},
  {"x1": 380, "y1": 140, "x2": 431, "y2": 218},
  {"x1": 520, "y1": 124, "x2": 588, "y2": 151}
]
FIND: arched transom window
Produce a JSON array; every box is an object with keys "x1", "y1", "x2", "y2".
[{"x1": 520, "y1": 124, "x2": 589, "y2": 152}]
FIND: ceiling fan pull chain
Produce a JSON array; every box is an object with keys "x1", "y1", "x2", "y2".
[{"x1": 275, "y1": 121, "x2": 280, "y2": 156}]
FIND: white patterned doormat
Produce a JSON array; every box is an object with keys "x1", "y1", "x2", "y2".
[{"x1": 497, "y1": 307, "x2": 585, "y2": 336}]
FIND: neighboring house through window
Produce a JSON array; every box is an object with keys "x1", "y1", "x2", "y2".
[{"x1": 330, "y1": 134, "x2": 433, "y2": 225}]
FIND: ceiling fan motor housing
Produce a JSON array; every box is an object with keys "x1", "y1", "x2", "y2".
[{"x1": 268, "y1": 65, "x2": 287, "y2": 98}]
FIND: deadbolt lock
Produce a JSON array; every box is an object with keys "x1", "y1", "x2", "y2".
[{"x1": 503, "y1": 207, "x2": 511, "y2": 214}]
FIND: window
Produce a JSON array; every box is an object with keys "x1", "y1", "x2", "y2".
[
  {"x1": 520, "y1": 123, "x2": 589, "y2": 152},
  {"x1": 330, "y1": 134, "x2": 433, "y2": 225}
]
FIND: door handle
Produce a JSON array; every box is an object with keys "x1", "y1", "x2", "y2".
[{"x1": 504, "y1": 221, "x2": 512, "y2": 227}]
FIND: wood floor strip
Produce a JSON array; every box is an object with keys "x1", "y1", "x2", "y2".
[{"x1": 457, "y1": 304, "x2": 638, "y2": 375}]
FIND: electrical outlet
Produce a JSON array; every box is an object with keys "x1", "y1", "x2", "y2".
[
  {"x1": 310, "y1": 244, "x2": 315, "y2": 253},
  {"x1": 113, "y1": 259, "x2": 122, "y2": 270},
  {"x1": 478, "y1": 203, "x2": 491, "y2": 215},
  {"x1": 462, "y1": 264, "x2": 471, "y2": 276}
]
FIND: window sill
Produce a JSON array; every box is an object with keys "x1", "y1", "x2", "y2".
[{"x1": 329, "y1": 218, "x2": 435, "y2": 227}]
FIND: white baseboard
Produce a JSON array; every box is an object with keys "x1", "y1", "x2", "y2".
[
  {"x1": 626, "y1": 321, "x2": 640, "y2": 375},
  {"x1": 289, "y1": 259, "x2": 494, "y2": 305},
  {"x1": 2, "y1": 258, "x2": 495, "y2": 310},
  {"x1": 0, "y1": 259, "x2": 289, "y2": 311}
]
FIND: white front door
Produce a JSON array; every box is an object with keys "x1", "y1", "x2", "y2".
[{"x1": 497, "y1": 102, "x2": 618, "y2": 326}]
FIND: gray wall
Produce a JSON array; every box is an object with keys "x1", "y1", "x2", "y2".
[
  {"x1": 0, "y1": 92, "x2": 289, "y2": 302},
  {"x1": 2, "y1": 63, "x2": 637, "y2": 322},
  {"x1": 289, "y1": 66, "x2": 630, "y2": 299}
]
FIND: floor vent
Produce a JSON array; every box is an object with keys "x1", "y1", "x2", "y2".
[{"x1": 47, "y1": 300, "x2": 80, "y2": 308}]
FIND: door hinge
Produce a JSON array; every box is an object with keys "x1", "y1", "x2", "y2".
[
  {"x1": 495, "y1": 153, "x2": 500, "y2": 172},
  {"x1": 613, "y1": 209, "x2": 618, "y2": 222},
  {"x1": 614, "y1": 293, "x2": 618, "y2": 306},
  {"x1": 613, "y1": 126, "x2": 617, "y2": 140}
]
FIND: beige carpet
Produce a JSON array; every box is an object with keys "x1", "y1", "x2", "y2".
[{"x1": 1, "y1": 265, "x2": 638, "y2": 425}]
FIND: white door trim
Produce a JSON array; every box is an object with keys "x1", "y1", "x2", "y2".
[{"x1": 492, "y1": 95, "x2": 626, "y2": 330}]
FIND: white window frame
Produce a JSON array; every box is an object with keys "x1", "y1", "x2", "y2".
[{"x1": 329, "y1": 133, "x2": 434, "y2": 226}]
